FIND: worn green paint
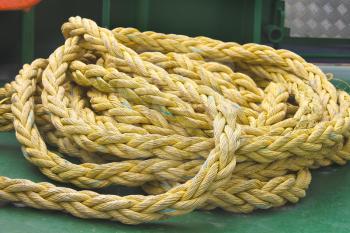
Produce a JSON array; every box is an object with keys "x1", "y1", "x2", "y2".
[{"x1": 1, "y1": 67, "x2": 350, "y2": 232}]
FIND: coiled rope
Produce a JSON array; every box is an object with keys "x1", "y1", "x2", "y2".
[{"x1": 0, "y1": 17, "x2": 349, "y2": 224}]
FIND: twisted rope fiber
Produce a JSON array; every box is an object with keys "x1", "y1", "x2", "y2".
[{"x1": 0, "y1": 17, "x2": 349, "y2": 224}]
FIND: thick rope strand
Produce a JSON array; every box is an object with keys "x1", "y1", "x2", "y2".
[{"x1": 0, "y1": 17, "x2": 349, "y2": 224}]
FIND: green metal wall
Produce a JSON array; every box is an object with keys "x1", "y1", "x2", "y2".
[
  {"x1": 0, "y1": 0, "x2": 349, "y2": 77},
  {"x1": 1, "y1": 0, "x2": 273, "y2": 65}
]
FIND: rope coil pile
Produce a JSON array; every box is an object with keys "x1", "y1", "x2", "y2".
[{"x1": 0, "y1": 17, "x2": 349, "y2": 224}]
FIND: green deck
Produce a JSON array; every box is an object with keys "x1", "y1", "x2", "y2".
[{"x1": 1, "y1": 66, "x2": 350, "y2": 232}]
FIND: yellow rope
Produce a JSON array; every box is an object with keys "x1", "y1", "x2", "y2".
[{"x1": 0, "y1": 16, "x2": 349, "y2": 224}]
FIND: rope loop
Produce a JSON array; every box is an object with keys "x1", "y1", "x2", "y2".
[{"x1": 0, "y1": 16, "x2": 349, "y2": 224}]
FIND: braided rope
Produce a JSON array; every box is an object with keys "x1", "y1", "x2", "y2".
[{"x1": 0, "y1": 16, "x2": 349, "y2": 224}]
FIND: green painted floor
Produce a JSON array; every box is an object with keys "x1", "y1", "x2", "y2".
[
  {"x1": 1, "y1": 66, "x2": 350, "y2": 233},
  {"x1": 1, "y1": 130, "x2": 350, "y2": 233}
]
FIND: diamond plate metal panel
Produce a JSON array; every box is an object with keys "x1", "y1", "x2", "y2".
[{"x1": 285, "y1": 0, "x2": 350, "y2": 38}]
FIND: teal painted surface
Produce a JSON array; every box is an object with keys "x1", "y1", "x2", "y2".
[
  {"x1": 21, "y1": 9, "x2": 35, "y2": 63},
  {"x1": 0, "y1": 132, "x2": 350, "y2": 233},
  {"x1": 1, "y1": 67, "x2": 350, "y2": 232},
  {"x1": 1, "y1": 0, "x2": 270, "y2": 67},
  {"x1": 0, "y1": 11, "x2": 21, "y2": 66},
  {"x1": 253, "y1": 0, "x2": 262, "y2": 43},
  {"x1": 34, "y1": 0, "x2": 102, "y2": 58},
  {"x1": 102, "y1": 0, "x2": 111, "y2": 28},
  {"x1": 109, "y1": 0, "x2": 258, "y2": 42},
  {"x1": 1, "y1": 0, "x2": 349, "y2": 68},
  {"x1": 320, "y1": 65, "x2": 350, "y2": 78},
  {"x1": 137, "y1": 0, "x2": 149, "y2": 31}
]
